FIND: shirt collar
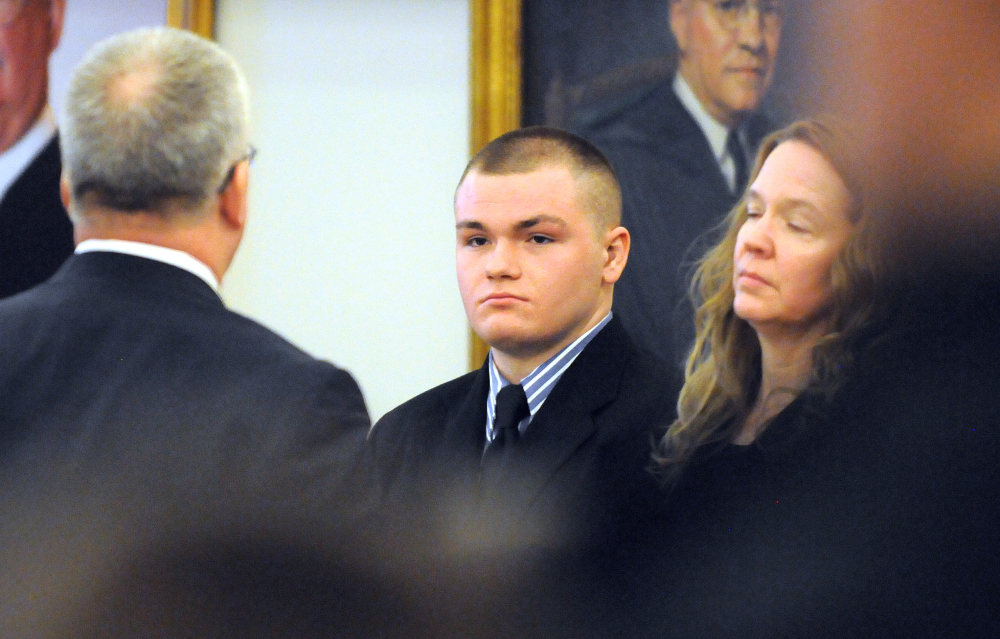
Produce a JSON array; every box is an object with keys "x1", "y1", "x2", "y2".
[
  {"x1": 0, "y1": 106, "x2": 57, "y2": 200},
  {"x1": 485, "y1": 312, "x2": 612, "y2": 442},
  {"x1": 75, "y1": 238, "x2": 220, "y2": 292}
]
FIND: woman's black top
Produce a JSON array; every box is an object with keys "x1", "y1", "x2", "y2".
[{"x1": 619, "y1": 311, "x2": 1000, "y2": 639}]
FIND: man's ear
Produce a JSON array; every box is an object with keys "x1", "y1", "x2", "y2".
[
  {"x1": 669, "y1": 0, "x2": 690, "y2": 54},
  {"x1": 218, "y1": 161, "x2": 249, "y2": 231},
  {"x1": 602, "y1": 225, "x2": 630, "y2": 285}
]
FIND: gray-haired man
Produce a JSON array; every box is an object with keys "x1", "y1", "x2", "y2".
[{"x1": 0, "y1": 29, "x2": 372, "y2": 628}]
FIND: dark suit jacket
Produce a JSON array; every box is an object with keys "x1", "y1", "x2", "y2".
[
  {"x1": 370, "y1": 317, "x2": 678, "y2": 553},
  {"x1": 573, "y1": 81, "x2": 772, "y2": 367},
  {"x1": 0, "y1": 135, "x2": 74, "y2": 299},
  {"x1": 0, "y1": 252, "x2": 376, "y2": 634},
  {"x1": 367, "y1": 317, "x2": 679, "y2": 637},
  {"x1": 0, "y1": 250, "x2": 371, "y2": 504}
]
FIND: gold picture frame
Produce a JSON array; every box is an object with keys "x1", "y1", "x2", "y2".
[
  {"x1": 468, "y1": 0, "x2": 522, "y2": 369},
  {"x1": 166, "y1": 0, "x2": 214, "y2": 38},
  {"x1": 165, "y1": 0, "x2": 506, "y2": 369}
]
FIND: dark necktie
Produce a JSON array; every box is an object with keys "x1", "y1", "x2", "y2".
[
  {"x1": 490, "y1": 384, "x2": 530, "y2": 449},
  {"x1": 726, "y1": 128, "x2": 749, "y2": 195},
  {"x1": 482, "y1": 383, "x2": 530, "y2": 474}
]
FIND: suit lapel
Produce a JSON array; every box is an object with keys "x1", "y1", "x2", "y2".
[
  {"x1": 438, "y1": 360, "x2": 490, "y2": 479},
  {"x1": 507, "y1": 319, "x2": 635, "y2": 507},
  {"x1": 652, "y1": 88, "x2": 734, "y2": 198}
]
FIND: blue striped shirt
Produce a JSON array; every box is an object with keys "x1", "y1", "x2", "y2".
[{"x1": 485, "y1": 313, "x2": 613, "y2": 444}]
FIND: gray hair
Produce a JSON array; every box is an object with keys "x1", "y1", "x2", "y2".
[{"x1": 61, "y1": 26, "x2": 250, "y2": 213}]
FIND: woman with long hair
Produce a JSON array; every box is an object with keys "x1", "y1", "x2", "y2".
[
  {"x1": 618, "y1": 118, "x2": 901, "y2": 636},
  {"x1": 654, "y1": 118, "x2": 881, "y2": 481}
]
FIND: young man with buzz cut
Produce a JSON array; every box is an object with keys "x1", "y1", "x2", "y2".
[{"x1": 369, "y1": 127, "x2": 679, "y2": 573}]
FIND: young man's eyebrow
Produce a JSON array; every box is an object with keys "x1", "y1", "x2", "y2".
[
  {"x1": 516, "y1": 215, "x2": 566, "y2": 230},
  {"x1": 456, "y1": 215, "x2": 567, "y2": 231}
]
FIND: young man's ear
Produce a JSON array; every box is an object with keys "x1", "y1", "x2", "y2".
[{"x1": 602, "y1": 225, "x2": 630, "y2": 285}]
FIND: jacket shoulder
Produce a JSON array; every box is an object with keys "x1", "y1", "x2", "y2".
[
  {"x1": 572, "y1": 78, "x2": 690, "y2": 147},
  {"x1": 367, "y1": 370, "x2": 482, "y2": 493},
  {"x1": 371, "y1": 370, "x2": 479, "y2": 441},
  {"x1": 612, "y1": 334, "x2": 684, "y2": 433}
]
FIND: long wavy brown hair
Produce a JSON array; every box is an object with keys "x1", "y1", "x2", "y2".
[{"x1": 654, "y1": 119, "x2": 884, "y2": 481}]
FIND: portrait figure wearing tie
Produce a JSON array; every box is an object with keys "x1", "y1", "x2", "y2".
[
  {"x1": 369, "y1": 127, "x2": 679, "y2": 568},
  {"x1": 0, "y1": 0, "x2": 73, "y2": 299},
  {"x1": 572, "y1": 0, "x2": 783, "y2": 367}
]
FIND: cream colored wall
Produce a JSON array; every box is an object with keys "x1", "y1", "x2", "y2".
[{"x1": 216, "y1": 0, "x2": 471, "y2": 420}]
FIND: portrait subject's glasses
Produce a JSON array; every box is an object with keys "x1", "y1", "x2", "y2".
[
  {"x1": 217, "y1": 146, "x2": 257, "y2": 194},
  {"x1": 0, "y1": 0, "x2": 27, "y2": 26},
  {"x1": 706, "y1": 0, "x2": 783, "y2": 32}
]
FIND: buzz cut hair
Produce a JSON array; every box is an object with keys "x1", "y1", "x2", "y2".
[{"x1": 457, "y1": 126, "x2": 623, "y2": 231}]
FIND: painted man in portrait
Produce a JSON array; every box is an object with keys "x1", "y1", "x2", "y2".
[{"x1": 572, "y1": 0, "x2": 783, "y2": 367}]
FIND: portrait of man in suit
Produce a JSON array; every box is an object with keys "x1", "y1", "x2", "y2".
[
  {"x1": 370, "y1": 127, "x2": 678, "y2": 563},
  {"x1": 0, "y1": 0, "x2": 73, "y2": 299},
  {"x1": 522, "y1": 0, "x2": 784, "y2": 367},
  {"x1": 574, "y1": 0, "x2": 784, "y2": 368}
]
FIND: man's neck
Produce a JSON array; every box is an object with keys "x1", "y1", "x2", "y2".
[
  {"x1": 73, "y1": 205, "x2": 230, "y2": 283},
  {"x1": 75, "y1": 238, "x2": 221, "y2": 292},
  {"x1": 492, "y1": 348, "x2": 552, "y2": 385},
  {"x1": 490, "y1": 310, "x2": 612, "y2": 383},
  {"x1": 673, "y1": 73, "x2": 735, "y2": 155},
  {"x1": 0, "y1": 95, "x2": 49, "y2": 155},
  {"x1": 0, "y1": 106, "x2": 56, "y2": 198},
  {"x1": 674, "y1": 66, "x2": 741, "y2": 130}
]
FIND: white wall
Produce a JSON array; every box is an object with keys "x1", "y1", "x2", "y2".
[{"x1": 216, "y1": 0, "x2": 471, "y2": 421}]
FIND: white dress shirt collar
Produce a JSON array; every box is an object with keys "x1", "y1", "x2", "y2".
[
  {"x1": 485, "y1": 312, "x2": 613, "y2": 443},
  {"x1": 673, "y1": 74, "x2": 744, "y2": 192},
  {"x1": 0, "y1": 106, "x2": 57, "y2": 201},
  {"x1": 75, "y1": 238, "x2": 220, "y2": 292}
]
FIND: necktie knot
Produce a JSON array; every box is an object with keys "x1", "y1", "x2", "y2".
[
  {"x1": 482, "y1": 383, "x2": 530, "y2": 483},
  {"x1": 492, "y1": 383, "x2": 530, "y2": 447}
]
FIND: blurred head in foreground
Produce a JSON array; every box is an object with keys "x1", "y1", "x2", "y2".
[{"x1": 805, "y1": 1, "x2": 1000, "y2": 278}]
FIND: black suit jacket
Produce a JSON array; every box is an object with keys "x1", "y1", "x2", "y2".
[
  {"x1": 366, "y1": 319, "x2": 679, "y2": 638},
  {"x1": 370, "y1": 317, "x2": 678, "y2": 553},
  {"x1": 0, "y1": 135, "x2": 74, "y2": 299},
  {"x1": 0, "y1": 251, "x2": 378, "y2": 635},
  {"x1": 0, "y1": 250, "x2": 373, "y2": 535},
  {"x1": 573, "y1": 81, "x2": 772, "y2": 367}
]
